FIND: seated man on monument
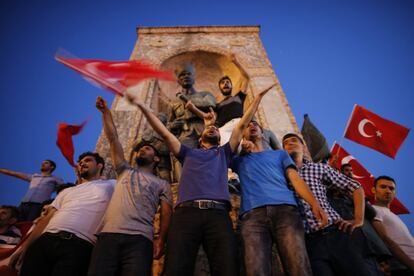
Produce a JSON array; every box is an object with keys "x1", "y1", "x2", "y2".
[
  {"x1": 187, "y1": 75, "x2": 281, "y2": 149},
  {"x1": 127, "y1": 83, "x2": 275, "y2": 276},
  {"x1": 167, "y1": 64, "x2": 216, "y2": 149}
]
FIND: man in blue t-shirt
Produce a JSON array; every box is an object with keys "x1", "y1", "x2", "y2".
[
  {"x1": 232, "y1": 121, "x2": 327, "y2": 276},
  {"x1": 127, "y1": 84, "x2": 275, "y2": 276}
]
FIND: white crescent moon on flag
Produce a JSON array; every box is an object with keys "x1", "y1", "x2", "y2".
[
  {"x1": 358, "y1": 119, "x2": 376, "y2": 138},
  {"x1": 340, "y1": 155, "x2": 365, "y2": 179},
  {"x1": 341, "y1": 155, "x2": 355, "y2": 165}
]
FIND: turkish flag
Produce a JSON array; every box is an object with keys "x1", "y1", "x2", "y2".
[
  {"x1": 344, "y1": 105, "x2": 410, "y2": 159},
  {"x1": 56, "y1": 120, "x2": 87, "y2": 167},
  {"x1": 329, "y1": 142, "x2": 409, "y2": 214},
  {"x1": 55, "y1": 55, "x2": 175, "y2": 96}
]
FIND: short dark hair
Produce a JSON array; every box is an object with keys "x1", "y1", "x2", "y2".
[
  {"x1": 133, "y1": 142, "x2": 160, "y2": 158},
  {"x1": 77, "y1": 152, "x2": 105, "y2": 174},
  {"x1": 374, "y1": 175, "x2": 395, "y2": 187},
  {"x1": 282, "y1": 133, "x2": 304, "y2": 145},
  {"x1": 44, "y1": 159, "x2": 56, "y2": 172},
  {"x1": 218, "y1": 75, "x2": 232, "y2": 85},
  {"x1": 0, "y1": 205, "x2": 19, "y2": 220},
  {"x1": 340, "y1": 163, "x2": 352, "y2": 172}
]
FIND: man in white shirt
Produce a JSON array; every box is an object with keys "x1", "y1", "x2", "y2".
[
  {"x1": 9, "y1": 152, "x2": 115, "y2": 276},
  {"x1": 372, "y1": 175, "x2": 414, "y2": 275}
]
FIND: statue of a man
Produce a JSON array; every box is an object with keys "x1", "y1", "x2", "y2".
[{"x1": 167, "y1": 64, "x2": 216, "y2": 149}]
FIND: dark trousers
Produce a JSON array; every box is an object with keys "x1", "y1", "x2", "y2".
[
  {"x1": 18, "y1": 202, "x2": 42, "y2": 221},
  {"x1": 88, "y1": 233, "x2": 153, "y2": 276},
  {"x1": 20, "y1": 232, "x2": 93, "y2": 276},
  {"x1": 306, "y1": 226, "x2": 376, "y2": 276},
  {"x1": 164, "y1": 207, "x2": 238, "y2": 276},
  {"x1": 241, "y1": 205, "x2": 312, "y2": 276}
]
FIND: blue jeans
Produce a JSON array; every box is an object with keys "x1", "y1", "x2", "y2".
[
  {"x1": 164, "y1": 207, "x2": 238, "y2": 276},
  {"x1": 241, "y1": 205, "x2": 312, "y2": 276},
  {"x1": 88, "y1": 233, "x2": 153, "y2": 276}
]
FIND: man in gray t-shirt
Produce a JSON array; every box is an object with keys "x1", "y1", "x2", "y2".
[
  {"x1": 0, "y1": 160, "x2": 64, "y2": 221},
  {"x1": 88, "y1": 96, "x2": 173, "y2": 276}
]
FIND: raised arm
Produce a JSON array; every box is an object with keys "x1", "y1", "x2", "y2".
[
  {"x1": 286, "y1": 168, "x2": 328, "y2": 227},
  {"x1": 229, "y1": 84, "x2": 275, "y2": 152},
  {"x1": 96, "y1": 96, "x2": 126, "y2": 170},
  {"x1": 153, "y1": 200, "x2": 172, "y2": 259},
  {"x1": 0, "y1": 168, "x2": 31, "y2": 182},
  {"x1": 128, "y1": 95, "x2": 181, "y2": 156}
]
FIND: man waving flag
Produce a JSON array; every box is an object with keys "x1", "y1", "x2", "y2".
[{"x1": 344, "y1": 104, "x2": 410, "y2": 159}]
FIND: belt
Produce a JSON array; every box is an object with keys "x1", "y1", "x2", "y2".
[
  {"x1": 44, "y1": 231, "x2": 92, "y2": 246},
  {"x1": 306, "y1": 224, "x2": 338, "y2": 239},
  {"x1": 177, "y1": 200, "x2": 229, "y2": 211}
]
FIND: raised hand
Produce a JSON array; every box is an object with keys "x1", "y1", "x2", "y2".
[
  {"x1": 241, "y1": 139, "x2": 255, "y2": 153},
  {"x1": 96, "y1": 96, "x2": 108, "y2": 112},
  {"x1": 203, "y1": 107, "x2": 216, "y2": 126}
]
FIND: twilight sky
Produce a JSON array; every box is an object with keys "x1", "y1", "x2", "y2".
[{"x1": 1, "y1": 1, "x2": 413, "y2": 231}]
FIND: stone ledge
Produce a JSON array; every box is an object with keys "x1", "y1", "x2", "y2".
[{"x1": 137, "y1": 25, "x2": 260, "y2": 34}]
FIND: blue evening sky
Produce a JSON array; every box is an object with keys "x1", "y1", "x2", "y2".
[{"x1": 1, "y1": 1, "x2": 413, "y2": 231}]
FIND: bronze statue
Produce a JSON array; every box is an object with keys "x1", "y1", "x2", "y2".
[{"x1": 167, "y1": 64, "x2": 216, "y2": 149}]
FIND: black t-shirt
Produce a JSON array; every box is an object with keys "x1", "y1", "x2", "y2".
[{"x1": 215, "y1": 91, "x2": 246, "y2": 127}]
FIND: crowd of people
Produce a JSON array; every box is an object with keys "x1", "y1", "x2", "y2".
[{"x1": 0, "y1": 64, "x2": 413, "y2": 276}]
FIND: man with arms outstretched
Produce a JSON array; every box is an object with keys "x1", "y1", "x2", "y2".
[
  {"x1": 0, "y1": 160, "x2": 64, "y2": 221},
  {"x1": 128, "y1": 83, "x2": 275, "y2": 276}
]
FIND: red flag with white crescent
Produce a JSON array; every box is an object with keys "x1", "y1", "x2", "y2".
[
  {"x1": 55, "y1": 54, "x2": 175, "y2": 96},
  {"x1": 343, "y1": 105, "x2": 410, "y2": 159},
  {"x1": 329, "y1": 142, "x2": 409, "y2": 214},
  {"x1": 56, "y1": 120, "x2": 87, "y2": 167}
]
